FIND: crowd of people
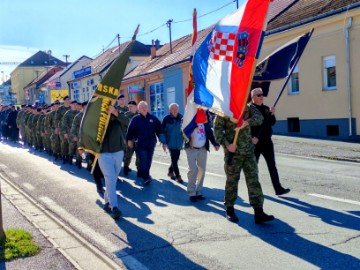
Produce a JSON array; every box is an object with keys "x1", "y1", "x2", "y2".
[{"x1": 0, "y1": 88, "x2": 289, "y2": 223}]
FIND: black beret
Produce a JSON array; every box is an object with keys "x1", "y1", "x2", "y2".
[
  {"x1": 128, "y1": 100, "x2": 137, "y2": 106},
  {"x1": 54, "y1": 100, "x2": 60, "y2": 105},
  {"x1": 70, "y1": 100, "x2": 77, "y2": 104},
  {"x1": 117, "y1": 94, "x2": 125, "y2": 99},
  {"x1": 63, "y1": 95, "x2": 70, "y2": 100},
  {"x1": 36, "y1": 108, "x2": 42, "y2": 112},
  {"x1": 82, "y1": 101, "x2": 88, "y2": 106}
]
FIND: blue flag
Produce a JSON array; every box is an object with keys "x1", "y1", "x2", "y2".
[{"x1": 252, "y1": 29, "x2": 312, "y2": 95}]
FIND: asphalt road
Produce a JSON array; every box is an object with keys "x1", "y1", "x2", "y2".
[{"x1": 0, "y1": 137, "x2": 359, "y2": 269}]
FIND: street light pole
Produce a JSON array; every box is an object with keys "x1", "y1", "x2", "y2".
[{"x1": 167, "y1": 19, "x2": 173, "y2": 54}]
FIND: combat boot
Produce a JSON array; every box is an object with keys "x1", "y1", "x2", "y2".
[
  {"x1": 226, "y1": 206, "x2": 239, "y2": 223},
  {"x1": 75, "y1": 159, "x2": 82, "y2": 169},
  {"x1": 68, "y1": 156, "x2": 73, "y2": 165},
  {"x1": 254, "y1": 208, "x2": 275, "y2": 224},
  {"x1": 123, "y1": 166, "x2": 130, "y2": 176},
  {"x1": 62, "y1": 155, "x2": 68, "y2": 164}
]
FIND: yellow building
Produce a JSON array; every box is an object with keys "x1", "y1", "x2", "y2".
[
  {"x1": 10, "y1": 51, "x2": 67, "y2": 104},
  {"x1": 262, "y1": 0, "x2": 360, "y2": 140}
]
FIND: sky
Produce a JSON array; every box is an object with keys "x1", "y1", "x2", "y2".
[{"x1": 0, "y1": 0, "x2": 245, "y2": 84}]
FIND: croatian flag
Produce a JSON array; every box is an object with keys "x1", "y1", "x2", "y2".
[
  {"x1": 182, "y1": 8, "x2": 207, "y2": 142},
  {"x1": 192, "y1": 0, "x2": 272, "y2": 123}
]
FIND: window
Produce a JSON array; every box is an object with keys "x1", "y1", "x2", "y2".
[
  {"x1": 327, "y1": 125, "x2": 339, "y2": 136},
  {"x1": 323, "y1": 56, "x2": 336, "y2": 90},
  {"x1": 289, "y1": 65, "x2": 299, "y2": 94},
  {"x1": 149, "y1": 82, "x2": 165, "y2": 119},
  {"x1": 287, "y1": 118, "x2": 300, "y2": 132}
]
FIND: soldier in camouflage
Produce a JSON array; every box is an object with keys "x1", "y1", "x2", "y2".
[
  {"x1": 60, "y1": 100, "x2": 79, "y2": 164},
  {"x1": 49, "y1": 100, "x2": 61, "y2": 159},
  {"x1": 54, "y1": 96, "x2": 71, "y2": 160},
  {"x1": 69, "y1": 101, "x2": 86, "y2": 168},
  {"x1": 16, "y1": 105, "x2": 26, "y2": 142},
  {"x1": 35, "y1": 106, "x2": 47, "y2": 151},
  {"x1": 213, "y1": 90, "x2": 275, "y2": 224}
]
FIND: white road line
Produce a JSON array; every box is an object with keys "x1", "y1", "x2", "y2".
[
  {"x1": 309, "y1": 193, "x2": 360, "y2": 206},
  {"x1": 23, "y1": 182, "x2": 34, "y2": 190},
  {"x1": 9, "y1": 171, "x2": 19, "y2": 178},
  {"x1": 40, "y1": 197, "x2": 149, "y2": 270},
  {"x1": 152, "y1": 160, "x2": 224, "y2": 178}
]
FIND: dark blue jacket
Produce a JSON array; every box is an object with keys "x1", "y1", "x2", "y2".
[
  {"x1": 126, "y1": 113, "x2": 161, "y2": 149},
  {"x1": 159, "y1": 113, "x2": 184, "y2": 150}
]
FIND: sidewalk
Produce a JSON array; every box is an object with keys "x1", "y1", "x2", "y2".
[{"x1": 1, "y1": 195, "x2": 76, "y2": 270}]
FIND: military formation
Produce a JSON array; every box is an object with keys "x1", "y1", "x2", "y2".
[{"x1": 13, "y1": 96, "x2": 88, "y2": 167}]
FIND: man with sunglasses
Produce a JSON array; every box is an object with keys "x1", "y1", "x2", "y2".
[{"x1": 251, "y1": 88, "x2": 290, "y2": 196}]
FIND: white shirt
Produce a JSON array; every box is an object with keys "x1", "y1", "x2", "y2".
[{"x1": 192, "y1": 124, "x2": 206, "y2": 148}]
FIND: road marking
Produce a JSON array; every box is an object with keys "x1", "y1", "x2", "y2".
[
  {"x1": 23, "y1": 182, "x2": 34, "y2": 190},
  {"x1": 309, "y1": 193, "x2": 360, "y2": 206},
  {"x1": 152, "y1": 160, "x2": 224, "y2": 177},
  {"x1": 9, "y1": 171, "x2": 19, "y2": 178},
  {"x1": 40, "y1": 197, "x2": 149, "y2": 270}
]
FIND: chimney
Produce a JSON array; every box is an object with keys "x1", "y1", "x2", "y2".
[
  {"x1": 155, "y1": 39, "x2": 160, "y2": 50},
  {"x1": 151, "y1": 39, "x2": 156, "y2": 59}
]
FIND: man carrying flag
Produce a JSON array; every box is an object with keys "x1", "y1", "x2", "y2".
[
  {"x1": 79, "y1": 26, "x2": 139, "y2": 219},
  {"x1": 193, "y1": 0, "x2": 275, "y2": 223},
  {"x1": 182, "y1": 9, "x2": 220, "y2": 202}
]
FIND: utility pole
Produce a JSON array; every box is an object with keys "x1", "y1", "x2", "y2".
[
  {"x1": 235, "y1": 0, "x2": 239, "y2": 9},
  {"x1": 167, "y1": 19, "x2": 173, "y2": 54},
  {"x1": 63, "y1": 55, "x2": 70, "y2": 67},
  {"x1": 117, "y1": 34, "x2": 121, "y2": 55}
]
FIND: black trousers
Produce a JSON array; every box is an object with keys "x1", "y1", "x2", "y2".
[
  {"x1": 168, "y1": 149, "x2": 181, "y2": 177},
  {"x1": 254, "y1": 140, "x2": 282, "y2": 192}
]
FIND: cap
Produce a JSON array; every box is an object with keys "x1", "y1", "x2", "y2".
[
  {"x1": 76, "y1": 101, "x2": 82, "y2": 105},
  {"x1": 82, "y1": 101, "x2": 88, "y2": 106},
  {"x1": 36, "y1": 108, "x2": 42, "y2": 112},
  {"x1": 128, "y1": 100, "x2": 137, "y2": 106},
  {"x1": 117, "y1": 94, "x2": 125, "y2": 99},
  {"x1": 63, "y1": 95, "x2": 70, "y2": 101},
  {"x1": 54, "y1": 100, "x2": 60, "y2": 105},
  {"x1": 70, "y1": 100, "x2": 77, "y2": 104}
]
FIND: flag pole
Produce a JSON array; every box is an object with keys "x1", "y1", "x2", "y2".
[
  {"x1": 272, "y1": 28, "x2": 314, "y2": 107},
  {"x1": 87, "y1": 25, "x2": 140, "y2": 174}
]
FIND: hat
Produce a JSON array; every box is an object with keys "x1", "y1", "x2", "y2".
[
  {"x1": 82, "y1": 101, "x2": 88, "y2": 106},
  {"x1": 128, "y1": 100, "x2": 137, "y2": 106},
  {"x1": 36, "y1": 108, "x2": 42, "y2": 112},
  {"x1": 63, "y1": 95, "x2": 70, "y2": 100},
  {"x1": 70, "y1": 100, "x2": 77, "y2": 104},
  {"x1": 117, "y1": 94, "x2": 125, "y2": 99},
  {"x1": 54, "y1": 100, "x2": 60, "y2": 105},
  {"x1": 76, "y1": 101, "x2": 82, "y2": 105}
]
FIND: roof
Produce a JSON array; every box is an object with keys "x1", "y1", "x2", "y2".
[
  {"x1": 85, "y1": 40, "x2": 151, "y2": 76},
  {"x1": 124, "y1": 27, "x2": 212, "y2": 80},
  {"x1": 267, "y1": 0, "x2": 360, "y2": 32},
  {"x1": 19, "y1": 50, "x2": 67, "y2": 67},
  {"x1": 23, "y1": 66, "x2": 64, "y2": 89}
]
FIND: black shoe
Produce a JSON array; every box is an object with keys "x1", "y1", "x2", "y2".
[
  {"x1": 144, "y1": 178, "x2": 152, "y2": 185},
  {"x1": 97, "y1": 187, "x2": 104, "y2": 194},
  {"x1": 54, "y1": 154, "x2": 59, "y2": 161},
  {"x1": 76, "y1": 160, "x2": 82, "y2": 169},
  {"x1": 103, "y1": 203, "x2": 111, "y2": 213},
  {"x1": 196, "y1": 194, "x2": 206, "y2": 200},
  {"x1": 226, "y1": 206, "x2": 239, "y2": 223},
  {"x1": 123, "y1": 166, "x2": 130, "y2": 176},
  {"x1": 137, "y1": 171, "x2": 142, "y2": 178},
  {"x1": 167, "y1": 171, "x2": 176, "y2": 180},
  {"x1": 62, "y1": 155, "x2": 68, "y2": 164},
  {"x1": 189, "y1": 196, "x2": 198, "y2": 202},
  {"x1": 275, "y1": 187, "x2": 290, "y2": 196},
  {"x1": 176, "y1": 176, "x2": 184, "y2": 183},
  {"x1": 68, "y1": 158, "x2": 73, "y2": 165},
  {"x1": 111, "y1": 207, "x2": 122, "y2": 219},
  {"x1": 254, "y1": 208, "x2": 275, "y2": 224}
]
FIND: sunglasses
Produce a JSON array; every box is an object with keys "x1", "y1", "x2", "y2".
[{"x1": 255, "y1": 93, "x2": 264, "y2": 97}]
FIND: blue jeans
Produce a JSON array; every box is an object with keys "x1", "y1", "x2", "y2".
[
  {"x1": 98, "y1": 151, "x2": 124, "y2": 210},
  {"x1": 136, "y1": 147, "x2": 154, "y2": 180}
]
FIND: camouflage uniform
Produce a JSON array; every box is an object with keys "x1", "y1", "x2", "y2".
[
  {"x1": 69, "y1": 110, "x2": 83, "y2": 162},
  {"x1": 43, "y1": 110, "x2": 52, "y2": 153},
  {"x1": 54, "y1": 105, "x2": 70, "y2": 157},
  {"x1": 60, "y1": 109, "x2": 78, "y2": 158},
  {"x1": 22, "y1": 110, "x2": 32, "y2": 145},
  {"x1": 47, "y1": 109, "x2": 60, "y2": 156},
  {"x1": 36, "y1": 113, "x2": 46, "y2": 150},
  {"x1": 213, "y1": 103, "x2": 264, "y2": 209},
  {"x1": 16, "y1": 109, "x2": 25, "y2": 142},
  {"x1": 29, "y1": 113, "x2": 41, "y2": 149}
]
